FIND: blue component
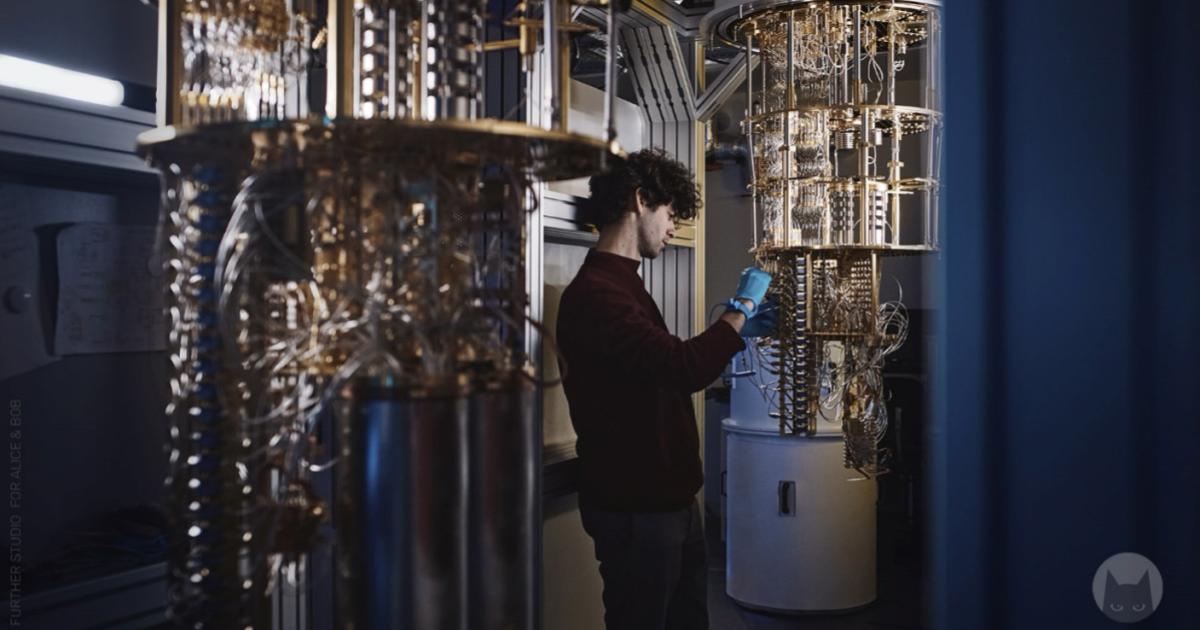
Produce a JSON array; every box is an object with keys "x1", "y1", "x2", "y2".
[
  {"x1": 190, "y1": 478, "x2": 218, "y2": 497},
  {"x1": 195, "y1": 336, "x2": 218, "y2": 351},
  {"x1": 194, "y1": 287, "x2": 215, "y2": 303},
  {"x1": 196, "y1": 238, "x2": 219, "y2": 256},
  {"x1": 187, "y1": 503, "x2": 219, "y2": 520},
  {"x1": 197, "y1": 214, "x2": 224, "y2": 233},
  {"x1": 192, "y1": 358, "x2": 216, "y2": 373},
  {"x1": 189, "y1": 526, "x2": 219, "y2": 543},
  {"x1": 191, "y1": 454, "x2": 219, "y2": 471},
  {"x1": 193, "y1": 431, "x2": 219, "y2": 449},
  {"x1": 188, "y1": 405, "x2": 218, "y2": 422},
  {"x1": 194, "y1": 167, "x2": 222, "y2": 184},
  {"x1": 194, "y1": 190, "x2": 220, "y2": 207},
  {"x1": 196, "y1": 310, "x2": 217, "y2": 326},
  {"x1": 194, "y1": 263, "x2": 215, "y2": 279},
  {"x1": 194, "y1": 383, "x2": 217, "y2": 400},
  {"x1": 190, "y1": 508, "x2": 218, "y2": 523}
]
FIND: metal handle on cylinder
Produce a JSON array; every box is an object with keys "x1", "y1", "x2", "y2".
[{"x1": 778, "y1": 480, "x2": 795, "y2": 516}]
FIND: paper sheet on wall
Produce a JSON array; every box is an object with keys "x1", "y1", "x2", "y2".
[{"x1": 55, "y1": 223, "x2": 166, "y2": 354}]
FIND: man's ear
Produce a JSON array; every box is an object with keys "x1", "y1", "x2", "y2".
[{"x1": 632, "y1": 187, "x2": 647, "y2": 216}]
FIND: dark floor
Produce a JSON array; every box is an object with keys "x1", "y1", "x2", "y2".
[{"x1": 704, "y1": 510, "x2": 927, "y2": 630}]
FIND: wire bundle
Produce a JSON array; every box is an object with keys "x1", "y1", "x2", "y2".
[{"x1": 748, "y1": 249, "x2": 909, "y2": 478}]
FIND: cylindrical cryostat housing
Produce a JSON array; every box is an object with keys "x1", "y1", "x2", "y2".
[
  {"x1": 336, "y1": 376, "x2": 539, "y2": 630},
  {"x1": 468, "y1": 377, "x2": 539, "y2": 630},
  {"x1": 338, "y1": 383, "x2": 470, "y2": 630}
]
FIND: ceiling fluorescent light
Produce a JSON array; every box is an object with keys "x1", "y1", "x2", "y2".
[{"x1": 0, "y1": 54, "x2": 125, "y2": 107}]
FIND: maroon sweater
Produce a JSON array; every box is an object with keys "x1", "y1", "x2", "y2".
[{"x1": 556, "y1": 249, "x2": 745, "y2": 512}]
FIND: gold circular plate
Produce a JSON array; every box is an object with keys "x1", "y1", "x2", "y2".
[
  {"x1": 754, "y1": 243, "x2": 937, "y2": 256},
  {"x1": 138, "y1": 118, "x2": 622, "y2": 182},
  {"x1": 706, "y1": 0, "x2": 941, "y2": 48}
]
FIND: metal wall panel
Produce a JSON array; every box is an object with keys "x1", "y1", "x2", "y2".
[{"x1": 642, "y1": 245, "x2": 693, "y2": 338}]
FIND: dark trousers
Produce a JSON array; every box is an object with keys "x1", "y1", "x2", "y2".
[{"x1": 579, "y1": 500, "x2": 708, "y2": 630}]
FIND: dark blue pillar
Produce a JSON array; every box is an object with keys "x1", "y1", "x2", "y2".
[{"x1": 934, "y1": 1, "x2": 1200, "y2": 628}]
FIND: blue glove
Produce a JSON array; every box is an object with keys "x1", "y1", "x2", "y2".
[
  {"x1": 740, "y1": 296, "x2": 779, "y2": 338},
  {"x1": 729, "y1": 267, "x2": 772, "y2": 316}
]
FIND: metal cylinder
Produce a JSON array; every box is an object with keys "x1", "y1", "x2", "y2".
[
  {"x1": 340, "y1": 384, "x2": 470, "y2": 630},
  {"x1": 724, "y1": 427, "x2": 877, "y2": 612},
  {"x1": 835, "y1": 129, "x2": 855, "y2": 151},
  {"x1": 423, "y1": 0, "x2": 485, "y2": 120},
  {"x1": 468, "y1": 378, "x2": 539, "y2": 630},
  {"x1": 830, "y1": 185, "x2": 855, "y2": 245},
  {"x1": 863, "y1": 183, "x2": 888, "y2": 246}
]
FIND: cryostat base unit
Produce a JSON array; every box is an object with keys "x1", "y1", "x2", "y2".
[{"x1": 724, "y1": 420, "x2": 877, "y2": 613}]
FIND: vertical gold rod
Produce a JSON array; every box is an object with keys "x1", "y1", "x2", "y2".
[
  {"x1": 781, "y1": 121, "x2": 791, "y2": 249},
  {"x1": 852, "y1": 5, "x2": 862, "y2": 104},
  {"x1": 930, "y1": 12, "x2": 939, "y2": 247},
  {"x1": 557, "y1": 0, "x2": 571, "y2": 133},
  {"x1": 886, "y1": 21, "x2": 899, "y2": 246},
  {"x1": 870, "y1": 251, "x2": 879, "y2": 311},
  {"x1": 693, "y1": 36, "x2": 708, "y2": 512},
  {"x1": 327, "y1": 0, "x2": 357, "y2": 118},
  {"x1": 928, "y1": 10, "x2": 939, "y2": 111},
  {"x1": 887, "y1": 21, "x2": 896, "y2": 106},
  {"x1": 156, "y1": 0, "x2": 183, "y2": 127},
  {"x1": 855, "y1": 6, "x2": 869, "y2": 245},
  {"x1": 804, "y1": 251, "x2": 812, "y2": 334},
  {"x1": 761, "y1": 26, "x2": 769, "y2": 244},
  {"x1": 786, "y1": 10, "x2": 796, "y2": 110},
  {"x1": 783, "y1": 11, "x2": 794, "y2": 249},
  {"x1": 859, "y1": 124, "x2": 870, "y2": 244},
  {"x1": 412, "y1": 12, "x2": 424, "y2": 120},
  {"x1": 801, "y1": 251, "x2": 812, "y2": 434},
  {"x1": 840, "y1": 6, "x2": 850, "y2": 105},
  {"x1": 543, "y1": 0, "x2": 560, "y2": 130},
  {"x1": 387, "y1": 7, "x2": 397, "y2": 118},
  {"x1": 745, "y1": 30, "x2": 757, "y2": 251},
  {"x1": 891, "y1": 112, "x2": 902, "y2": 246}
]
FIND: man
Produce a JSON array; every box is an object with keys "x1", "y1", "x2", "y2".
[{"x1": 556, "y1": 148, "x2": 776, "y2": 630}]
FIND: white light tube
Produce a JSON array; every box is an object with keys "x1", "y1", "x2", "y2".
[{"x1": 0, "y1": 54, "x2": 125, "y2": 107}]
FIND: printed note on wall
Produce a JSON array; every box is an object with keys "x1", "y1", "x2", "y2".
[{"x1": 55, "y1": 223, "x2": 166, "y2": 354}]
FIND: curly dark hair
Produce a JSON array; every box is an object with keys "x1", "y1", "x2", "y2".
[{"x1": 582, "y1": 148, "x2": 701, "y2": 229}]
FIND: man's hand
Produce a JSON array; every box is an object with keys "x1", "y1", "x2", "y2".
[
  {"x1": 719, "y1": 268, "x2": 771, "y2": 334},
  {"x1": 740, "y1": 296, "x2": 779, "y2": 338},
  {"x1": 727, "y1": 267, "x2": 772, "y2": 317}
]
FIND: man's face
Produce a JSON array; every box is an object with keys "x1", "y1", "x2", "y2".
[{"x1": 636, "y1": 201, "x2": 677, "y2": 259}]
